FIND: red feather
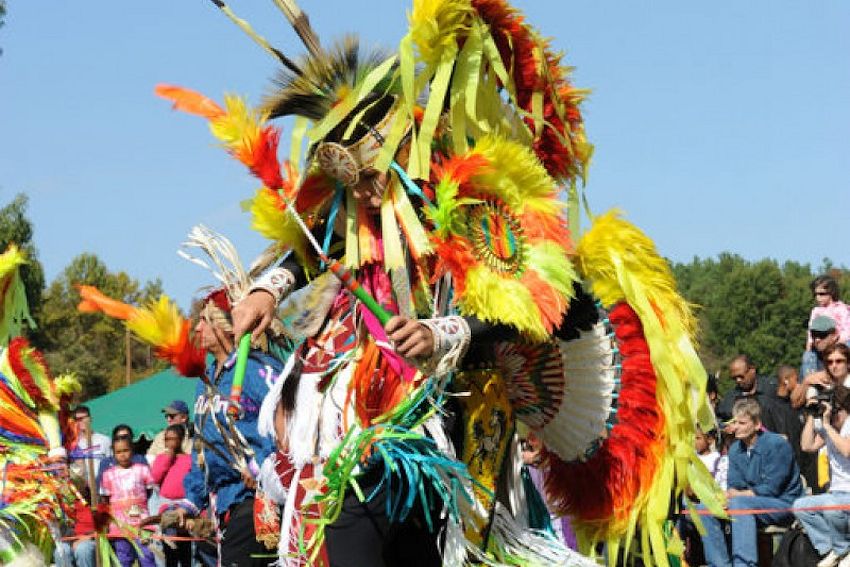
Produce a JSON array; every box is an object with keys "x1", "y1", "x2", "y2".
[
  {"x1": 543, "y1": 302, "x2": 665, "y2": 528},
  {"x1": 7, "y1": 337, "x2": 52, "y2": 408}
]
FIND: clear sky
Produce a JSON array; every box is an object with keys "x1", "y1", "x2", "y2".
[{"x1": 1, "y1": 1, "x2": 848, "y2": 308}]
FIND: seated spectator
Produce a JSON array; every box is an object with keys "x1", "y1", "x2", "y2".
[
  {"x1": 53, "y1": 474, "x2": 96, "y2": 567},
  {"x1": 793, "y1": 384, "x2": 850, "y2": 567},
  {"x1": 151, "y1": 424, "x2": 193, "y2": 567},
  {"x1": 807, "y1": 275, "x2": 850, "y2": 349},
  {"x1": 800, "y1": 316, "x2": 843, "y2": 386},
  {"x1": 695, "y1": 426, "x2": 721, "y2": 477},
  {"x1": 147, "y1": 400, "x2": 193, "y2": 462},
  {"x1": 68, "y1": 405, "x2": 111, "y2": 486},
  {"x1": 699, "y1": 398, "x2": 803, "y2": 567}
]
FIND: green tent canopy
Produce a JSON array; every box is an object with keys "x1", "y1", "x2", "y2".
[{"x1": 85, "y1": 368, "x2": 198, "y2": 440}]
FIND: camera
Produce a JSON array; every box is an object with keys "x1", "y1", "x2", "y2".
[{"x1": 805, "y1": 387, "x2": 834, "y2": 417}]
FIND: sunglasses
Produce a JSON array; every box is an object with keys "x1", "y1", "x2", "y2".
[
  {"x1": 827, "y1": 358, "x2": 848, "y2": 366},
  {"x1": 815, "y1": 291, "x2": 831, "y2": 297},
  {"x1": 165, "y1": 414, "x2": 181, "y2": 420},
  {"x1": 811, "y1": 331, "x2": 833, "y2": 340}
]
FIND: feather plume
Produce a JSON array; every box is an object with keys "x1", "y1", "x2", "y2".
[
  {"x1": 75, "y1": 286, "x2": 206, "y2": 378},
  {"x1": 570, "y1": 211, "x2": 724, "y2": 564},
  {"x1": 262, "y1": 35, "x2": 396, "y2": 122},
  {"x1": 0, "y1": 245, "x2": 35, "y2": 344},
  {"x1": 270, "y1": 0, "x2": 322, "y2": 58},
  {"x1": 155, "y1": 84, "x2": 225, "y2": 119}
]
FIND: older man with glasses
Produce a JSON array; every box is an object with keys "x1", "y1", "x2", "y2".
[{"x1": 147, "y1": 400, "x2": 193, "y2": 461}]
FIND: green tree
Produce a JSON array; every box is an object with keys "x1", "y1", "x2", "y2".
[
  {"x1": 0, "y1": 194, "x2": 46, "y2": 342},
  {"x1": 40, "y1": 253, "x2": 167, "y2": 399}
]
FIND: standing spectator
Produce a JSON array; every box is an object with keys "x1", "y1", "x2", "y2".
[
  {"x1": 151, "y1": 424, "x2": 193, "y2": 567},
  {"x1": 100, "y1": 436, "x2": 157, "y2": 567},
  {"x1": 794, "y1": 344, "x2": 850, "y2": 409},
  {"x1": 793, "y1": 384, "x2": 850, "y2": 567},
  {"x1": 97, "y1": 424, "x2": 147, "y2": 486},
  {"x1": 69, "y1": 405, "x2": 111, "y2": 488},
  {"x1": 801, "y1": 316, "x2": 843, "y2": 383},
  {"x1": 699, "y1": 398, "x2": 803, "y2": 567},
  {"x1": 717, "y1": 355, "x2": 799, "y2": 442},
  {"x1": 776, "y1": 365, "x2": 818, "y2": 490},
  {"x1": 776, "y1": 365, "x2": 800, "y2": 400},
  {"x1": 807, "y1": 275, "x2": 850, "y2": 348},
  {"x1": 147, "y1": 401, "x2": 193, "y2": 461}
]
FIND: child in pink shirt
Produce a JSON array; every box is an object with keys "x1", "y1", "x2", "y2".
[
  {"x1": 807, "y1": 275, "x2": 850, "y2": 348},
  {"x1": 151, "y1": 424, "x2": 193, "y2": 567},
  {"x1": 100, "y1": 436, "x2": 157, "y2": 567}
]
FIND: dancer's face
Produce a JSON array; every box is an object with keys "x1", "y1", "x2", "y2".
[{"x1": 351, "y1": 168, "x2": 388, "y2": 210}]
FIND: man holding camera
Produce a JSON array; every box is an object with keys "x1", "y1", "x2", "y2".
[{"x1": 793, "y1": 383, "x2": 850, "y2": 567}]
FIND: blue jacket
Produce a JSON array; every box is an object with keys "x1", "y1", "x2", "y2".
[
  {"x1": 727, "y1": 430, "x2": 803, "y2": 503},
  {"x1": 183, "y1": 350, "x2": 283, "y2": 514}
]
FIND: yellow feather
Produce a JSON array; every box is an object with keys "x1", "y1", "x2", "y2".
[
  {"x1": 126, "y1": 295, "x2": 184, "y2": 347},
  {"x1": 471, "y1": 135, "x2": 562, "y2": 216},
  {"x1": 576, "y1": 210, "x2": 725, "y2": 564},
  {"x1": 458, "y1": 265, "x2": 547, "y2": 341},
  {"x1": 209, "y1": 94, "x2": 268, "y2": 157},
  {"x1": 409, "y1": 0, "x2": 474, "y2": 68},
  {"x1": 247, "y1": 188, "x2": 307, "y2": 261}
]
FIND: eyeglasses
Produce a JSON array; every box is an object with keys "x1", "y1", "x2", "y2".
[{"x1": 827, "y1": 358, "x2": 848, "y2": 366}]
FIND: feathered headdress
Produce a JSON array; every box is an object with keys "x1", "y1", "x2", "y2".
[{"x1": 76, "y1": 286, "x2": 207, "y2": 378}]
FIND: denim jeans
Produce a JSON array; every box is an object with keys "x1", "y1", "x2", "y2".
[
  {"x1": 699, "y1": 495, "x2": 794, "y2": 567},
  {"x1": 53, "y1": 539, "x2": 96, "y2": 567},
  {"x1": 794, "y1": 491, "x2": 850, "y2": 556}
]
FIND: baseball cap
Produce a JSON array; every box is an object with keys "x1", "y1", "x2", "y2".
[
  {"x1": 162, "y1": 400, "x2": 189, "y2": 415},
  {"x1": 810, "y1": 315, "x2": 837, "y2": 333}
]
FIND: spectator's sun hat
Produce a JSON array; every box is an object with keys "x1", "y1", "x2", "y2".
[
  {"x1": 162, "y1": 400, "x2": 189, "y2": 416},
  {"x1": 810, "y1": 315, "x2": 837, "y2": 333}
]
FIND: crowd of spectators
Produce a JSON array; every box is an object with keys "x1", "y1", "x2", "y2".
[
  {"x1": 683, "y1": 274, "x2": 850, "y2": 567},
  {"x1": 57, "y1": 400, "x2": 197, "y2": 567}
]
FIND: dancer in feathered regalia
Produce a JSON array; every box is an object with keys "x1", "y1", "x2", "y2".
[
  {"x1": 0, "y1": 245, "x2": 83, "y2": 566},
  {"x1": 154, "y1": 1, "x2": 723, "y2": 565}
]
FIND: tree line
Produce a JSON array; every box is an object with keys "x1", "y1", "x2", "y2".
[
  {"x1": 2, "y1": 195, "x2": 169, "y2": 399},
  {"x1": 2, "y1": 194, "x2": 847, "y2": 401}
]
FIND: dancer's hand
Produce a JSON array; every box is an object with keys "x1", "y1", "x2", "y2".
[
  {"x1": 385, "y1": 316, "x2": 435, "y2": 359},
  {"x1": 232, "y1": 290, "x2": 276, "y2": 343}
]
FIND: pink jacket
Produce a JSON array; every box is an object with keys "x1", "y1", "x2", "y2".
[
  {"x1": 151, "y1": 453, "x2": 192, "y2": 500},
  {"x1": 808, "y1": 301, "x2": 850, "y2": 347}
]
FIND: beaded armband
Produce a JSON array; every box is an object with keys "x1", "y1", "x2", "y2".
[
  {"x1": 248, "y1": 267, "x2": 296, "y2": 304},
  {"x1": 417, "y1": 316, "x2": 472, "y2": 377}
]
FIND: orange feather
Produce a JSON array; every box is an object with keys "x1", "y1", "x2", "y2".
[
  {"x1": 155, "y1": 84, "x2": 225, "y2": 120},
  {"x1": 76, "y1": 285, "x2": 137, "y2": 320}
]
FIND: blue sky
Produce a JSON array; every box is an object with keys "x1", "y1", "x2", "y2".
[{"x1": 1, "y1": 1, "x2": 848, "y2": 308}]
